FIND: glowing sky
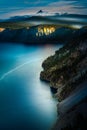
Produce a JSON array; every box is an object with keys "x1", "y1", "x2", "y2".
[{"x1": 0, "y1": 0, "x2": 87, "y2": 18}]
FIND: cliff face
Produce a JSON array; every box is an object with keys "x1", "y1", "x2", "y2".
[
  {"x1": 0, "y1": 26, "x2": 77, "y2": 44},
  {"x1": 40, "y1": 28, "x2": 87, "y2": 130}
]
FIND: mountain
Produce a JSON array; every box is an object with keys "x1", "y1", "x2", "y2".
[
  {"x1": 37, "y1": 10, "x2": 44, "y2": 14},
  {"x1": 36, "y1": 10, "x2": 48, "y2": 14},
  {"x1": 0, "y1": 26, "x2": 78, "y2": 44},
  {"x1": 0, "y1": 13, "x2": 87, "y2": 27}
]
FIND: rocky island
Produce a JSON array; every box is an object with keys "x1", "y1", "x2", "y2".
[{"x1": 40, "y1": 27, "x2": 87, "y2": 130}]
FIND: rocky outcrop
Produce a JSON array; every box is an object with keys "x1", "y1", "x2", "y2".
[
  {"x1": 40, "y1": 27, "x2": 87, "y2": 130},
  {"x1": 40, "y1": 28, "x2": 87, "y2": 99}
]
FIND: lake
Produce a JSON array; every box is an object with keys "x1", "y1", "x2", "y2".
[{"x1": 0, "y1": 43, "x2": 63, "y2": 130}]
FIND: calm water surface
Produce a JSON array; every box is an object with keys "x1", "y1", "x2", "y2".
[{"x1": 0, "y1": 43, "x2": 63, "y2": 130}]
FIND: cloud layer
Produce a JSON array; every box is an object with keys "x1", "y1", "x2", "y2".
[{"x1": 0, "y1": 0, "x2": 87, "y2": 19}]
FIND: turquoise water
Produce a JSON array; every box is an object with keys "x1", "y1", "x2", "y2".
[{"x1": 0, "y1": 43, "x2": 62, "y2": 130}]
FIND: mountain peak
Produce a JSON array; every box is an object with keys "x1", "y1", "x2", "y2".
[{"x1": 37, "y1": 10, "x2": 44, "y2": 14}]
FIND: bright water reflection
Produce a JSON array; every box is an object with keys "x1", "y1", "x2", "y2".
[{"x1": 0, "y1": 43, "x2": 63, "y2": 130}]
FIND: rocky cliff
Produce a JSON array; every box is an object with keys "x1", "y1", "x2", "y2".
[
  {"x1": 40, "y1": 27, "x2": 87, "y2": 130},
  {"x1": 0, "y1": 25, "x2": 78, "y2": 44}
]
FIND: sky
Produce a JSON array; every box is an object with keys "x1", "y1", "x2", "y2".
[{"x1": 0, "y1": 0, "x2": 87, "y2": 19}]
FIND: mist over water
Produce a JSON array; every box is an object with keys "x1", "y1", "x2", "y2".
[{"x1": 0, "y1": 43, "x2": 63, "y2": 130}]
